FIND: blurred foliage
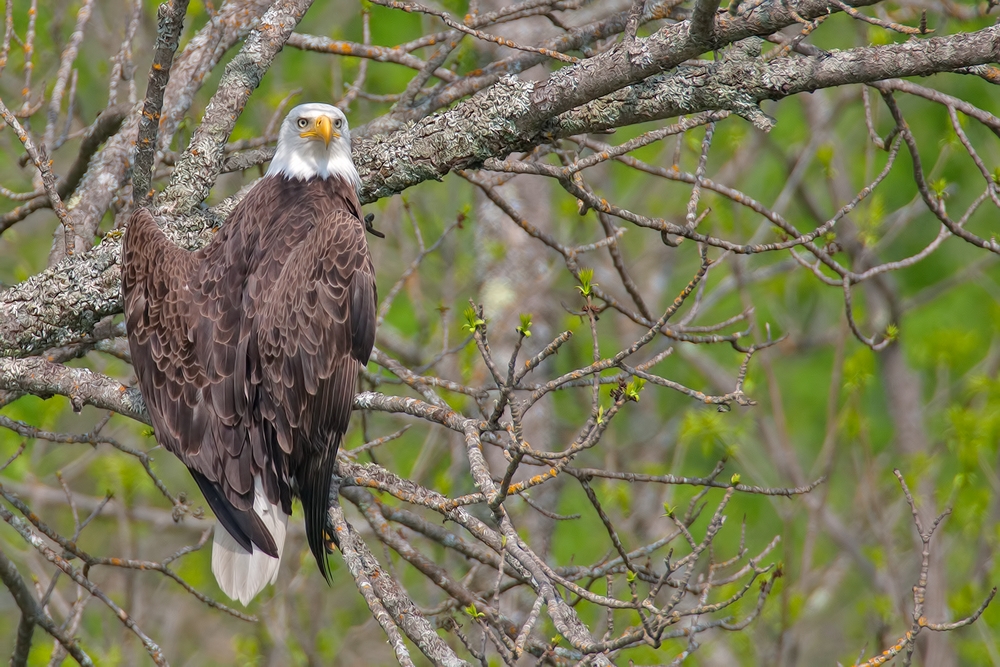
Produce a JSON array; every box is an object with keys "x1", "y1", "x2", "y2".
[{"x1": 1, "y1": 0, "x2": 1000, "y2": 665}]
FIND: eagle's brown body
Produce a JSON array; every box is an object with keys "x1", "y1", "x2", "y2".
[{"x1": 122, "y1": 172, "x2": 376, "y2": 594}]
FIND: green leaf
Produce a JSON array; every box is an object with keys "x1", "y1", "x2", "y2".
[
  {"x1": 930, "y1": 178, "x2": 949, "y2": 199},
  {"x1": 624, "y1": 377, "x2": 645, "y2": 402},
  {"x1": 462, "y1": 306, "x2": 485, "y2": 333},
  {"x1": 516, "y1": 312, "x2": 532, "y2": 337},
  {"x1": 576, "y1": 268, "x2": 596, "y2": 297},
  {"x1": 730, "y1": 473, "x2": 741, "y2": 486}
]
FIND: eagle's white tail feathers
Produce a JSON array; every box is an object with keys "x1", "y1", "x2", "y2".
[{"x1": 211, "y1": 476, "x2": 287, "y2": 606}]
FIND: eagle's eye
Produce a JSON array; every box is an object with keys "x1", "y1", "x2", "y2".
[
  {"x1": 334, "y1": 118, "x2": 343, "y2": 129},
  {"x1": 296, "y1": 118, "x2": 309, "y2": 129}
]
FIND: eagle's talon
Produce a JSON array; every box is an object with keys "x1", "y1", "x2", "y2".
[{"x1": 364, "y1": 212, "x2": 385, "y2": 238}]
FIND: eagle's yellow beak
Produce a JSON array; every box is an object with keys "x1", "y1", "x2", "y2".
[{"x1": 301, "y1": 115, "x2": 337, "y2": 147}]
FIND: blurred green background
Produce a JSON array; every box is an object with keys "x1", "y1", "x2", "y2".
[{"x1": 1, "y1": 0, "x2": 999, "y2": 665}]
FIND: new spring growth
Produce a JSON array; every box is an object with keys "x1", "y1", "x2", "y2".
[
  {"x1": 624, "y1": 377, "x2": 645, "y2": 402},
  {"x1": 576, "y1": 268, "x2": 596, "y2": 298},
  {"x1": 516, "y1": 313, "x2": 532, "y2": 337},
  {"x1": 462, "y1": 306, "x2": 485, "y2": 333}
]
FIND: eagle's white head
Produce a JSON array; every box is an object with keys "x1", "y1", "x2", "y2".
[{"x1": 266, "y1": 103, "x2": 360, "y2": 189}]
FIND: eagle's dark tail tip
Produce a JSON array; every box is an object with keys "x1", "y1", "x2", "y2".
[{"x1": 298, "y1": 438, "x2": 340, "y2": 584}]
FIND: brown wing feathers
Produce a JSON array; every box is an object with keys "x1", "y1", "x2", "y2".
[
  {"x1": 122, "y1": 175, "x2": 376, "y2": 579},
  {"x1": 253, "y1": 208, "x2": 376, "y2": 580}
]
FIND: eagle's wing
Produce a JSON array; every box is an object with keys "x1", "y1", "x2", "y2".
[
  {"x1": 121, "y1": 208, "x2": 278, "y2": 557},
  {"x1": 251, "y1": 208, "x2": 376, "y2": 581}
]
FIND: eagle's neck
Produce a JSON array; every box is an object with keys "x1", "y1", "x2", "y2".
[{"x1": 266, "y1": 143, "x2": 360, "y2": 191}]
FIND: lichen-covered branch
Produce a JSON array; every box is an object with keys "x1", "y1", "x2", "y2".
[
  {"x1": 159, "y1": 0, "x2": 315, "y2": 212},
  {"x1": 0, "y1": 18, "x2": 996, "y2": 352},
  {"x1": 133, "y1": 0, "x2": 191, "y2": 206}
]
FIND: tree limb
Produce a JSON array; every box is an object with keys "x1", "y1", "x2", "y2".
[
  {"x1": 134, "y1": 0, "x2": 191, "y2": 207},
  {"x1": 0, "y1": 547, "x2": 95, "y2": 667}
]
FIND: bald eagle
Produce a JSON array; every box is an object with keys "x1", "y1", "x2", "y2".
[{"x1": 122, "y1": 103, "x2": 376, "y2": 605}]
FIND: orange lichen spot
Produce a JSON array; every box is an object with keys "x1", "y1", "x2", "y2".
[{"x1": 152, "y1": 63, "x2": 163, "y2": 70}]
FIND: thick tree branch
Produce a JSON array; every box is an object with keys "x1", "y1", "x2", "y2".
[
  {"x1": 158, "y1": 0, "x2": 314, "y2": 213},
  {"x1": 521, "y1": 0, "x2": 879, "y2": 127},
  {"x1": 0, "y1": 358, "x2": 472, "y2": 438},
  {"x1": 0, "y1": 7, "x2": 997, "y2": 385},
  {"x1": 158, "y1": 0, "x2": 274, "y2": 148},
  {"x1": 689, "y1": 0, "x2": 721, "y2": 45},
  {"x1": 0, "y1": 357, "x2": 148, "y2": 422},
  {"x1": 554, "y1": 24, "x2": 1000, "y2": 134}
]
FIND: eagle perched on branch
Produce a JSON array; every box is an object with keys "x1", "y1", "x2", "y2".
[{"x1": 122, "y1": 103, "x2": 377, "y2": 605}]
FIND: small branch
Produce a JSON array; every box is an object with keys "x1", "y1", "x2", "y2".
[
  {"x1": 830, "y1": 0, "x2": 930, "y2": 35},
  {"x1": 43, "y1": 0, "x2": 94, "y2": 151},
  {"x1": 58, "y1": 103, "x2": 132, "y2": 201},
  {"x1": 328, "y1": 497, "x2": 471, "y2": 667},
  {"x1": 0, "y1": 99, "x2": 71, "y2": 236},
  {"x1": 0, "y1": 547, "x2": 95, "y2": 667},
  {"x1": 134, "y1": 0, "x2": 191, "y2": 207},
  {"x1": 0, "y1": 506, "x2": 168, "y2": 666},
  {"x1": 369, "y1": 0, "x2": 579, "y2": 63}
]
